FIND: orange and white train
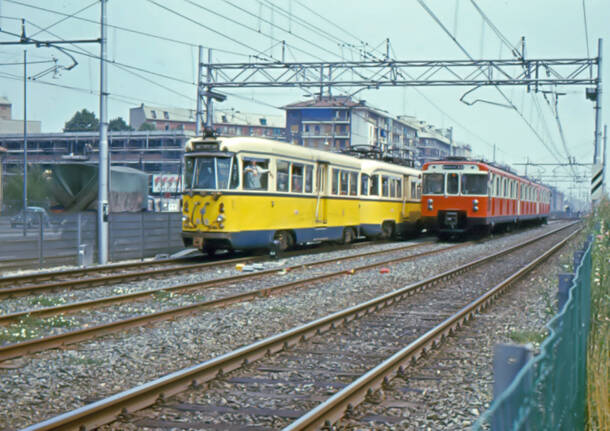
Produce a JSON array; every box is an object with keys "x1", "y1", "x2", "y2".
[{"x1": 421, "y1": 159, "x2": 550, "y2": 238}]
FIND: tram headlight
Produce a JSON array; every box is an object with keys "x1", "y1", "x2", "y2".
[
  {"x1": 216, "y1": 214, "x2": 225, "y2": 223},
  {"x1": 473, "y1": 199, "x2": 479, "y2": 212},
  {"x1": 182, "y1": 215, "x2": 188, "y2": 223},
  {"x1": 427, "y1": 198, "x2": 433, "y2": 210}
]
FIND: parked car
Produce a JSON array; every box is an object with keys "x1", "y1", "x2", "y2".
[{"x1": 10, "y1": 207, "x2": 51, "y2": 229}]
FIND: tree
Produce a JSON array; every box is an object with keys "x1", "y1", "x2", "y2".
[
  {"x1": 108, "y1": 117, "x2": 133, "y2": 131},
  {"x1": 4, "y1": 165, "x2": 53, "y2": 210},
  {"x1": 64, "y1": 109, "x2": 99, "y2": 132},
  {"x1": 138, "y1": 122, "x2": 156, "y2": 131}
]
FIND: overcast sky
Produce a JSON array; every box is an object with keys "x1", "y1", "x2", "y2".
[{"x1": 0, "y1": 0, "x2": 607, "y2": 199}]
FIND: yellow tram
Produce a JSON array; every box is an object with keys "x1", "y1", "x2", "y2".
[
  {"x1": 359, "y1": 159, "x2": 421, "y2": 238},
  {"x1": 181, "y1": 135, "x2": 421, "y2": 254}
]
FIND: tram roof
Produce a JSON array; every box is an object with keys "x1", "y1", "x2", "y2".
[
  {"x1": 186, "y1": 136, "x2": 362, "y2": 168},
  {"x1": 360, "y1": 158, "x2": 420, "y2": 177}
]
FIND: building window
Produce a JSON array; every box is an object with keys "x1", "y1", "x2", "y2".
[
  {"x1": 163, "y1": 111, "x2": 169, "y2": 119},
  {"x1": 151, "y1": 110, "x2": 157, "y2": 119}
]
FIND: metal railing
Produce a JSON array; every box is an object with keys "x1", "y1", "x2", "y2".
[
  {"x1": 0, "y1": 212, "x2": 184, "y2": 271},
  {"x1": 473, "y1": 235, "x2": 593, "y2": 430}
]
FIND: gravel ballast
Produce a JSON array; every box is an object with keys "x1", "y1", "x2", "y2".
[{"x1": 0, "y1": 222, "x2": 579, "y2": 429}]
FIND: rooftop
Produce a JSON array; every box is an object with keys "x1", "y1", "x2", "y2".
[{"x1": 283, "y1": 96, "x2": 362, "y2": 109}]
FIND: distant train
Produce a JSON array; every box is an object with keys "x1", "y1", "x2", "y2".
[
  {"x1": 181, "y1": 135, "x2": 421, "y2": 255},
  {"x1": 421, "y1": 159, "x2": 550, "y2": 238}
]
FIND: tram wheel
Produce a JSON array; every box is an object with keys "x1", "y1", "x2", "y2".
[
  {"x1": 273, "y1": 231, "x2": 292, "y2": 251},
  {"x1": 342, "y1": 228, "x2": 355, "y2": 244},
  {"x1": 381, "y1": 222, "x2": 395, "y2": 239}
]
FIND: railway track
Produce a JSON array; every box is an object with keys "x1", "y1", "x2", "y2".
[
  {"x1": 0, "y1": 238, "x2": 396, "y2": 297},
  {"x1": 0, "y1": 239, "x2": 456, "y2": 361},
  {"x1": 21, "y1": 222, "x2": 580, "y2": 430}
]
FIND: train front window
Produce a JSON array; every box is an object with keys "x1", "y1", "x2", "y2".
[
  {"x1": 190, "y1": 156, "x2": 237, "y2": 190},
  {"x1": 423, "y1": 173, "x2": 444, "y2": 194},
  {"x1": 447, "y1": 173, "x2": 459, "y2": 195},
  {"x1": 461, "y1": 174, "x2": 488, "y2": 195}
]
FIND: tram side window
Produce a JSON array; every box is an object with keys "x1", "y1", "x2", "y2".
[
  {"x1": 243, "y1": 158, "x2": 270, "y2": 190},
  {"x1": 349, "y1": 172, "x2": 358, "y2": 196},
  {"x1": 410, "y1": 181, "x2": 417, "y2": 200},
  {"x1": 495, "y1": 177, "x2": 500, "y2": 196},
  {"x1": 305, "y1": 165, "x2": 313, "y2": 193},
  {"x1": 423, "y1": 173, "x2": 443, "y2": 194},
  {"x1": 361, "y1": 174, "x2": 369, "y2": 196},
  {"x1": 340, "y1": 170, "x2": 349, "y2": 195},
  {"x1": 397, "y1": 178, "x2": 402, "y2": 198},
  {"x1": 276, "y1": 160, "x2": 290, "y2": 192},
  {"x1": 388, "y1": 177, "x2": 398, "y2": 198},
  {"x1": 382, "y1": 176, "x2": 389, "y2": 197},
  {"x1": 332, "y1": 169, "x2": 339, "y2": 195},
  {"x1": 369, "y1": 175, "x2": 379, "y2": 196},
  {"x1": 291, "y1": 163, "x2": 304, "y2": 193},
  {"x1": 389, "y1": 178, "x2": 396, "y2": 198},
  {"x1": 447, "y1": 173, "x2": 459, "y2": 195}
]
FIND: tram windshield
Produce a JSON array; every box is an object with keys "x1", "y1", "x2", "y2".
[
  {"x1": 422, "y1": 173, "x2": 444, "y2": 194},
  {"x1": 461, "y1": 174, "x2": 488, "y2": 195},
  {"x1": 185, "y1": 156, "x2": 238, "y2": 190}
]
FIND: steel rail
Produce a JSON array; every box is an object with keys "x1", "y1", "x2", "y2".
[
  {"x1": 284, "y1": 228, "x2": 582, "y2": 430},
  {"x1": 0, "y1": 241, "x2": 434, "y2": 325},
  {"x1": 0, "y1": 241, "x2": 451, "y2": 361},
  {"x1": 0, "y1": 238, "x2": 395, "y2": 297},
  {"x1": 20, "y1": 222, "x2": 578, "y2": 431},
  {"x1": 0, "y1": 255, "x2": 202, "y2": 288},
  {"x1": 0, "y1": 256, "x2": 252, "y2": 298}
]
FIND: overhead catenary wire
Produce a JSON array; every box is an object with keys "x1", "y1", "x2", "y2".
[
  {"x1": 144, "y1": 0, "x2": 276, "y2": 62},
  {"x1": 182, "y1": 0, "x2": 338, "y2": 62},
  {"x1": 2, "y1": 0, "x2": 249, "y2": 57},
  {"x1": 4, "y1": 15, "x2": 283, "y2": 113},
  {"x1": 29, "y1": 1, "x2": 97, "y2": 38},
  {"x1": 218, "y1": 0, "x2": 346, "y2": 61},
  {"x1": 468, "y1": 0, "x2": 578, "y2": 177},
  {"x1": 418, "y1": 0, "x2": 566, "y2": 167}
]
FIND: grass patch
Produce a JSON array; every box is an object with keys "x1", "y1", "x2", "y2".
[
  {"x1": 152, "y1": 290, "x2": 175, "y2": 301},
  {"x1": 586, "y1": 198, "x2": 610, "y2": 431},
  {"x1": 0, "y1": 314, "x2": 77, "y2": 344},
  {"x1": 508, "y1": 329, "x2": 547, "y2": 345},
  {"x1": 29, "y1": 296, "x2": 66, "y2": 307}
]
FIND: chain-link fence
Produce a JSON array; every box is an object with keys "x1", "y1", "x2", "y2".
[
  {"x1": 0, "y1": 212, "x2": 184, "y2": 272},
  {"x1": 473, "y1": 235, "x2": 593, "y2": 430}
]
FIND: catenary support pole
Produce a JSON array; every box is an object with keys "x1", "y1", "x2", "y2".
[
  {"x1": 22, "y1": 49, "x2": 27, "y2": 238},
  {"x1": 97, "y1": 0, "x2": 109, "y2": 264},
  {"x1": 195, "y1": 45, "x2": 203, "y2": 136},
  {"x1": 593, "y1": 38, "x2": 602, "y2": 165},
  {"x1": 205, "y1": 48, "x2": 213, "y2": 129}
]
